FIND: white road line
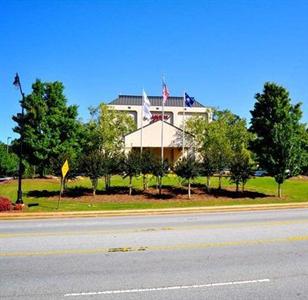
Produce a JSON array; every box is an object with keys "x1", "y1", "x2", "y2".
[{"x1": 64, "y1": 278, "x2": 270, "y2": 297}]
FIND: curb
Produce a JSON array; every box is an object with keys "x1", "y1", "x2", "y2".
[{"x1": 1, "y1": 202, "x2": 308, "y2": 220}]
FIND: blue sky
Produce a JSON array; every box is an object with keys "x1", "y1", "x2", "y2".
[{"x1": 1, "y1": 0, "x2": 307, "y2": 143}]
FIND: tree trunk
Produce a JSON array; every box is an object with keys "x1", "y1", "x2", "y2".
[
  {"x1": 108, "y1": 175, "x2": 111, "y2": 190},
  {"x1": 90, "y1": 187, "x2": 95, "y2": 207},
  {"x1": 145, "y1": 176, "x2": 149, "y2": 190},
  {"x1": 32, "y1": 166, "x2": 36, "y2": 179},
  {"x1": 188, "y1": 179, "x2": 191, "y2": 199},
  {"x1": 218, "y1": 175, "x2": 222, "y2": 190},
  {"x1": 129, "y1": 176, "x2": 132, "y2": 196},
  {"x1": 143, "y1": 174, "x2": 146, "y2": 191},
  {"x1": 278, "y1": 183, "x2": 282, "y2": 198},
  {"x1": 39, "y1": 169, "x2": 44, "y2": 178},
  {"x1": 159, "y1": 176, "x2": 162, "y2": 196},
  {"x1": 91, "y1": 178, "x2": 98, "y2": 199},
  {"x1": 206, "y1": 176, "x2": 211, "y2": 193},
  {"x1": 242, "y1": 183, "x2": 245, "y2": 193},
  {"x1": 236, "y1": 182, "x2": 239, "y2": 192},
  {"x1": 104, "y1": 176, "x2": 108, "y2": 192}
]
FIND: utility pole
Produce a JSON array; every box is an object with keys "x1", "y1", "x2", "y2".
[{"x1": 13, "y1": 73, "x2": 25, "y2": 204}]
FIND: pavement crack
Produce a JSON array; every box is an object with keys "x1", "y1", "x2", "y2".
[{"x1": 108, "y1": 246, "x2": 148, "y2": 253}]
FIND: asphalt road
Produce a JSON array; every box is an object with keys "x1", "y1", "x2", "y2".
[{"x1": 1, "y1": 208, "x2": 308, "y2": 299}]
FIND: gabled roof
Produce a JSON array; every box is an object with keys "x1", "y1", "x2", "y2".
[
  {"x1": 124, "y1": 120, "x2": 193, "y2": 137},
  {"x1": 124, "y1": 120, "x2": 193, "y2": 148},
  {"x1": 109, "y1": 95, "x2": 205, "y2": 108}
]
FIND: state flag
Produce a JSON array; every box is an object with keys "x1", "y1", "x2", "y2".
[{"x1": 185, "y1": 92, "x2": 195, "y2": 107}]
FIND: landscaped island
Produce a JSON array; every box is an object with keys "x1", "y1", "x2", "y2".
[{"x1": 0, "y1": 175, "x2": 307, "y2": 212}]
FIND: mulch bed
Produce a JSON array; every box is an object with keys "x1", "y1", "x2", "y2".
[{"x1": 38, "y1": 185, "x2": 270, "y2": 204}]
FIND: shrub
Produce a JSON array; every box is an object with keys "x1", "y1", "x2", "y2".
[
  {"x1": 13, "y1": 203, "x2": 24, "y2": 211},
  {"x1": 0, "y1": 196, "x2": 13, "y2": 211},
  {"x1": 0, "y1": 143, "x2": 18, "y2": 177}
]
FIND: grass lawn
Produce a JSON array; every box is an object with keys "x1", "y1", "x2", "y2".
[{"x1": 0, "y1": 175, "x2": 307, "y2": 212}]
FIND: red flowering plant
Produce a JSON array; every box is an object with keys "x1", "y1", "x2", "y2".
[{"x1": 0, "y1": 196, "x2": 13, "y2": 212}]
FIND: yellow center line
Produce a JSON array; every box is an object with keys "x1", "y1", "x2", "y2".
[
  {"x1": 0, "y1": 219, "x2": 308, "y2": 239},
  {"x1": 1, "y1": 235, "x2": 308, "y2": 257}
]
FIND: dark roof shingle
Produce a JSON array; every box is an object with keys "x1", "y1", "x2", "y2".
[{"x1": 109, "y1": 95, "x2": 205, "y2": 108}]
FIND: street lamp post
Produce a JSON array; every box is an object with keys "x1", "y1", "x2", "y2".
[
  {"x1": 13, "y1": 73, "x2": 25, "y2": 204},
  {"x1": 6, "y1": 137, "x2": 11, "y2": 153}
]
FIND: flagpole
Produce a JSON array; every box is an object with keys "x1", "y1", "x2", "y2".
[
  {"x1": 182, "y1": 91, "x2": 185, "y2": 157},
  {"x1": 161, "y1": 100, "x2": 164, "y2": 163},
  {"x1": 141, "y1": 89, "x2": 144, "y2": 155},
  {"x1": 161, "y1": 78, "x2": 169, "y2": 164}
]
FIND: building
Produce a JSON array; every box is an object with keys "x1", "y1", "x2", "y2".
[{"x1": 108, "y1": 95, "x2": 212, "y2": 164}]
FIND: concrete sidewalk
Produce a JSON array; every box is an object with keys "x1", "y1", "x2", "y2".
[{"x1": 1, "y1": 202, "x2": 308, "y2": 220}]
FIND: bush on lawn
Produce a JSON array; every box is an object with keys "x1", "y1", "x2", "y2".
[
  {"x1": 13, "y1": 203, "x2": 24, "y2": 211},
  {"x1": 0, "y1": 196, "x2": 13, "y2": 211}
]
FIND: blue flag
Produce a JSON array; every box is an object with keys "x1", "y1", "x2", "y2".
[{"x1": 185, "y1": 92, "x2": 195, "y2": 107}]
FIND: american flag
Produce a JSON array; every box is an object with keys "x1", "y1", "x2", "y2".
[{"x1": 162, "y1": 80, "x2": 169, "y2": 104}]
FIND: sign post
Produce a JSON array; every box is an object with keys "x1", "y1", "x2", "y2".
[{"x1": 57, "y1": 160, "x2": 69, "y2": 209}]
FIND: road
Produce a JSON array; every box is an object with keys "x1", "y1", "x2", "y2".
[{"x1": 1, "y1": 208, "x2": 308, "y2": 299}]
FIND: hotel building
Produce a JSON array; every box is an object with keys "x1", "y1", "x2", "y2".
[{"x1": 108, "y1": 95, "x2": 212, "y2": 163}]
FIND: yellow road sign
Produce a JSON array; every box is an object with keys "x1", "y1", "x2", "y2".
[{"x1": 61, "y1": 160, "x2": 69, "y2": 178}]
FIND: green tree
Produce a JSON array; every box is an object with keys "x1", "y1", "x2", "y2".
[
  {"x1": 90, "y1": 104, "x2": 136, "y2": 154},
  {"x1": 187, "y1": 110, "x2": 252, "y2": 192},
  {"x1": 220, "y1": 111, "x2": 252, "y2": 153},
  {"x1": 222, "y1": 111, "x2": 254, "y2": 193},
  {"x1": 102, "y1": 152, "x2": 125, "y2": 191},
  {"x1": 140, "y1": 151, "x2": 156, "y2": 190},
  {"x1": 186, "y1": 114, "x2": 216, "y2": 191},
  {"x1": 212, "y1": 134, "x2": 231, "y2": 190},
  {"x1": 250, "y1": 82, "x2": 304, "y2": 197},
  {"x1": 200, "y1": 151, "x2": 216, "y2": 193},
  {"x1": 86, "y1": 104, "x2": 136, "y2": 189},
  {"x1": 204, "y1": 112, "x2": 233, "y2": 190},
  {"x1": 299, "y1": 125, "x2": 308, "y2": 175},
  {"x1": 152, "y1": 158, "x2": 169, "y2": 196},
  {"x1": 123, "y1": 151, "x2": 141, "y2": 195},
  {"x1": 80, "y1": 150, "x2": 104, "y2": 197},
  {"x1": 174, "y1": 155, "x2": 200, "y2": 198},
  {"x1": 185, "y1": 115, "x2": 210, "y2": 150},
  {"x1": 12, "y1": 80, "x2": 81, "y2": 177},
  {"x1": 230, "y1": 149, "x2": 254, "y2": 192},
  {"x1": 0, "y1": 143, "x2": 18, "y2": 177}
]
